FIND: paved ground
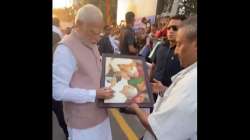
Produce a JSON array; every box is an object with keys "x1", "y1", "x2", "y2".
[
  {"x1": 53, "y1": 110, "x2": 146, "y2": 140},
  {"x1": 53, "y1": 112, "x2": 66, "y2": 140}
]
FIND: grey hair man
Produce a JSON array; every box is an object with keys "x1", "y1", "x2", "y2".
[
  {"x1": 128, "y1": 15, "x2": 197, "y2": 140},
  {"x1": 53, "y1": 4, "x2": 113, "y2": 140}
]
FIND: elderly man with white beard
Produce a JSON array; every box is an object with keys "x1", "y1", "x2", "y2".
[{"x1": 53, "y1": 4, "x2": 114, "y2": 140}]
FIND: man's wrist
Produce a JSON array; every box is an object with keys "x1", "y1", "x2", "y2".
[{"x1": 134, "y1": 107, "x2": 142, "y2": 115}]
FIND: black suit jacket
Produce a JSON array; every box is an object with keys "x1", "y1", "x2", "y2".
[{"x1": 98, "y1": 35, "x2": 114, "y2": 55}]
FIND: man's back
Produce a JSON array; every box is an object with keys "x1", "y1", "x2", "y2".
[
  {"x1": 98, "y1": 35, "x2": 114, "y2": 55},
  {"x1": 120, "y1": 27, "x2": 137, "y2": 55}
]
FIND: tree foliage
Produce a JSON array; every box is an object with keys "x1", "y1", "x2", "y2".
[{"x1": 57, "y1": 0, "x2": 117, "y2": 24}]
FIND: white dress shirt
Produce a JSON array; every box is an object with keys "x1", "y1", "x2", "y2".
[
  {"x1": 53, "y1": 44, "x2": 112, "y2": 140},
  {"x1": 144, "y1": 62, "x2": 197, "y2": 140},
  {"x1": 108, "y1": 35, "x2": 120, "y2": 54}
]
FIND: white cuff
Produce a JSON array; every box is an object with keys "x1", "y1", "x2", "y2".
[{"x1": 88, "y1": 90, "x2": 96, "y2": 102}]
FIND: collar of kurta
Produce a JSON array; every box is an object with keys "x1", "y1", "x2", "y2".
[
  {"x1": 156, "y1": 61, "x2": 197, "y2": 100},
  {"x1": 171, "y1": 62, "x2": 197, "y2": 82}
]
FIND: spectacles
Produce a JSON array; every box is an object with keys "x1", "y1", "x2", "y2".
[{"x1": 167, "y1": 25, "x2": 178, "y2": 31}]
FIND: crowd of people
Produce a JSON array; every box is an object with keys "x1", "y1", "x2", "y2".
[{"x1": 53, "y1": 3, "x2": 197, "y2": 140}]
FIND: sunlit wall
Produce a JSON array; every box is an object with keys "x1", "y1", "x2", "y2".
[
  {"x1": 117, "y1": 0, "x2": 158, "y2": 25},
  {"x1": 53, "y1": 0, "x2": 73, "y2": 9}
]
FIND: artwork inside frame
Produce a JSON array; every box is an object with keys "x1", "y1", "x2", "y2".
[{"x1": 97, "y1": 53, "x2": 155, "y2": 108}]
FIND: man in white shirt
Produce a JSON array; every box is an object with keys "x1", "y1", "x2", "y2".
[
  {"x1": 53, "y1": 17, "x2": 64, "y2": 52},
  {"x1": 53, "y1": 4, "x2": 113, "y2": 140},
  {"x1": 128, "y1": 15, "x2": 197, "y2": 140},
  {"x1": 52, "y1": 16, "x2": 70, "y2": 138},
  {"x1": 53, "y1": 17, "x2": 64, "y2": 39}
]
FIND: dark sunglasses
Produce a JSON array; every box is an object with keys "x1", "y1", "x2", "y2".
[{"x1": 167, "y1": 25, "x2": 178, "y2": 31}]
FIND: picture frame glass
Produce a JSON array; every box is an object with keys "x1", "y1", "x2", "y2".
[{"x1": 98, "y1": 54, "x2": 154, "y2": 108}]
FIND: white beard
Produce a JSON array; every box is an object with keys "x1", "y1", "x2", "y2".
[{"x1": 80, "y1": 37, "x2": 96, "y2": 48}]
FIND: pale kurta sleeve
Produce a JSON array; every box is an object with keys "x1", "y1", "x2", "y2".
[
  {"x1": 147, "y1": 73, "x2": 197, "y2": 140},
  {"x1": 53, "y1": 44, "x2": 96, "y2": 103}
]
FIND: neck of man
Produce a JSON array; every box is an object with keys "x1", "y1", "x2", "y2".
[
  {"x1": 126, "y1": 23, "x2": 133, "y2": 28},
  {"x1": 169, "y1": 41, "x2": 176, "y2": 48},
  {"x1": 184, "y1": 57, "x2": 197, "y2": 68},
  {"x1": 105, "y1": 33, "x2": 110, "y2": 37}
]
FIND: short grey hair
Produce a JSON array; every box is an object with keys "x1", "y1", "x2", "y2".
[
  {"x1": 180, "y1": 15, "x2": 197, "y2": 42},
  {"x1": 74, "y1": 4, "x2": 103, "y2": 24}
]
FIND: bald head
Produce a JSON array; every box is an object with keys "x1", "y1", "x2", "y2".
[{"x1": 75, "y1": 4, "x2": 103, "y2": 25}]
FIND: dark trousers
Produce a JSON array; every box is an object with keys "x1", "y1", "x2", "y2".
[{"x1": 52, "y1": 99, "x2": 68, "y2": 137}]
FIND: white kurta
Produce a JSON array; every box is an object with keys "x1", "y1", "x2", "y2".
[
  {"x1": 53, "y1": 45, "x2": 112, "y2": 140},
  {"x1": 144, "y1": 62, "x2": 197, "y2": 140}
]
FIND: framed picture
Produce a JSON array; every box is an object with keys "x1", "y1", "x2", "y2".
[{"x1": 97, "y1": 54, "x2": 154, "y2": 108}]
